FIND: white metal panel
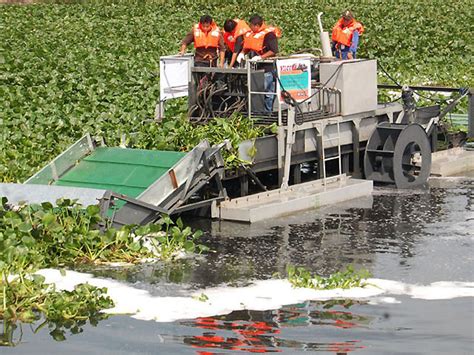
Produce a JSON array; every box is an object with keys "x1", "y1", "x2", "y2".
[
  {"x1": 320, "y1": 59, "x2": 377, "y2": 116},
  {"x1": 159, "y1": 54, "x2": 193, "y2": 100}
]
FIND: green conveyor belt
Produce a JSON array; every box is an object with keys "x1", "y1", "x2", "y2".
[{"x1": 54, "y1": 147, "x2": 186, "y2": 198}]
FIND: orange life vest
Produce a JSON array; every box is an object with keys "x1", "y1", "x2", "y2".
[
  {"x1": 243, "y1": 24, "x2": 281, "y2": 54},
  {"x1": 223, "y1": 19, "x2": 251, "y2": 52},
  {"x1": 331, "y1": 18, "x2": 364, "y2": 47},
  {"x1": 193, "y1": 22, "x2": 221, "y2": 48}
]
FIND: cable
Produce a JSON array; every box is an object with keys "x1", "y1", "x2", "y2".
[
  {"x1": 298, "y1": 60, "x2": 344, "y2": 105},
  {"x1": 377, "y1": 60, "x2": 403, "y2": 88},
  {"x1": 384, "y1": 95, "x2": 402, "y2": 104},
  {"x1": 377, "y1": 60, "x2": 451, "y2": 104}
]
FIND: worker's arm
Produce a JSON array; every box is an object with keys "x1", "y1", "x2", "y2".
[
  {"x1": 179, "y1": 43, "x2": 187, "y2": 55},
  {"x1": 260, "y1": 50, "x2": 275, "y2": 59},
  {"x1": 230, "y1": 36, "x2": 244, "y2": 67},
  {"x1": 219, "y1": 51, "x2": 225, "y2": 68},
  {"x1": 230, "y1": 52, "x2": 238, "y2": 67},
  {"x1": 218, "y1": 33, "x2": 226, "y2": 68},
  {"x1": 347, "y1": 30, "x2": 360, "y2": 59},
  {"x1": 179, "y1": 31, "x2": 194, "y2": 55}
]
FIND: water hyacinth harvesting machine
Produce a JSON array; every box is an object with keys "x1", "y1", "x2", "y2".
[{"x1": 2, "y1": 16, "x2": 472, "y2": 224}]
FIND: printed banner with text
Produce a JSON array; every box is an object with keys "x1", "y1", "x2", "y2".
[{"x1": 276, "y1": 58, "x2": 311, "y2": 103}]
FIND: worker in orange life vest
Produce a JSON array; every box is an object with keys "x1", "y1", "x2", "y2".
[
  {"x1": 331, "y1": 10, "x2": 364, "y2": 60},
  {"x1": 222, "y1": 19, "x2": 251, "y2": 67},
  {"x1": 242, "y1": 14, "x2": 281, "y2": 112},
  {"x1": 180, "y1": 15, "x2": 226, "y2": 67}
]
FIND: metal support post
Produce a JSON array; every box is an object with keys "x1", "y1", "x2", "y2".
[
  {"x1": 342, "y1": 154, "x2": 350, "y2": 174},
  {"x1": 320, "y1": 120, "x2": 342, "y2": 183},
  {"x1": 277, "y1": 125, "x2": 286, "y2": 185},
  {"x1": 351, "y1": 120, "x2": 361, "y2": 178},
  {"x1": 468, "y1": 88, "x2": 474, "y2": 139},
  {"x1": 154, "y1": 100, "x2": 165, "y2": 121},
  {"x1": 247, "y1": 62, "x2": 252, "y2": 119},
  {"x1": 240, "y1": 174, "x2": 249, "y2": 197},
  {"x1": 292, "y1": 164, "x2": 301, "y2": 184},
  {"x1": 315, "y1": 128, "x2": 324, "y2": 179},
  {"x1": 281, "y1": 107, "x2": 296, "y2": 189}
]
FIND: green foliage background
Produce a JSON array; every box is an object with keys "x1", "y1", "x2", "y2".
[{"x1": 1, "y1": 0, "x2": 473, "y2": 182}]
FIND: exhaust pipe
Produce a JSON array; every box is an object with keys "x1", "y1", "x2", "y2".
[{"x1": 317, "y1": 12, "x2": 333, "y2": 58}]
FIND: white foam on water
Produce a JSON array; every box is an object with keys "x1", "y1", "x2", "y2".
[
  {"x1": 368, "y1": 296, "x2": 401, "y2": 305},
  {"x1": 36, "y1": 269, "x2": 474, "y2": 323}
]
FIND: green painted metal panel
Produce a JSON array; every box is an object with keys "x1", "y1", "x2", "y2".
[
  {"x1": 83, "y1": 147, "x2": 186, "y2": 168},
  {"x1": 53, "y1": 147, "x2": 186, "y2": 198},
  {"x1": 55, "y1": 180, "x2": 144, "y2": 198}
]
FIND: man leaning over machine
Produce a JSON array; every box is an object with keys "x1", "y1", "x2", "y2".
[
  {"x1": 180, "y1": 14, "x2": 226, "y2": 67},
  {"x1": 222, "y1": 18, "x2": 251, "y2": 67}
]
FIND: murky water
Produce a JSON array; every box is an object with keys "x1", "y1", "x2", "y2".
[{"x1": 2, "y1": 178, "x2": 473, "y2": 354}]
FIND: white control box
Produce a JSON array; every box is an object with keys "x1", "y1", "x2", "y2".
[
  {"x1": 319, "y1": 59, "x2": 377, "y2": 116},
  {"x1": 159, "y1": 54, "x2": 194, "y2": 101}
]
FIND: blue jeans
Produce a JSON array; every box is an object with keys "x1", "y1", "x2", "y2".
[{"x1": 264, "y1": 71, "x2": 276, "y2": 112}]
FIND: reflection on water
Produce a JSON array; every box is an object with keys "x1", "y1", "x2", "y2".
[
  {"x1": 1, "y1": 321, "x2": 20, "y2": 347},
  {"x1": 78, "y1": 182, "x2": 472, "y2": 291},
  {"x1": 177, "y1": 300, "x2": 370, "y2": 353},
  {"x1": 1, "y1": 312, "x2": 109, "y2": 347}
]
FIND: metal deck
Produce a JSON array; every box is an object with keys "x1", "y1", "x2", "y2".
[{"x1": 213, "y1": 175, "x2": 373, "y2": 223}]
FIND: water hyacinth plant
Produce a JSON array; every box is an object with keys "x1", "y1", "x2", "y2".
[
  {"x1": 0, "y1": 197, "x2": 208, "y2": 329},
  {"x1": 1, "y1": 1, "x2": 471, "y2": 182},
  {"x1": 287, "y1": 265, "x2": 372, "y2": 290}
]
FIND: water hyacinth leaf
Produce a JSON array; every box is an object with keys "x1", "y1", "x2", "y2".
[
  {"x1": 197, "y1": 244, "x2": 210, "y2": 253},
  {"x1": 105, "y1": 227, "x2": 117, "y2": 239},
  {"x1": 115, "y1": 229, "x2": 129, "y2": 242},
  {"x1": 1, "y1": 197, "x2": 8, "y2": 207},
  {"x1": 50, "y1": 328, "x2": 66, "y2": 342},
  {"x1": 181, "y1": 227, "x2": 192, "y2": 238},
  {"x1": 86, "y1": 205, "x2": 100, "y2": 217},
  {"x1": 161, "y1": 216, "x2": 173, "y2": 226},
  {"x1": 70, "y1": 325, "x2": 83, "y2": 335},
  {"x1": 155, "y1": 235, "x2": 167, "y2": 244},
  {"x1": 21, "y1": 235, "x2": 35, "y2": 247},
  {"x1": 56, "y1": 199, "x2": 76, "y2": 208},
  {"x1": 42, "y1": 213, "x2": 56, "y2": 225},
  {"x1": 41, "y1": 202, "x2": 54, "y2": 210},
  {"x1": 183, "y1": 240, "x2": 195, "y2": 252},
  {"x1": 134, "y1": 225, "x2": 150, "y2": 236},
  {"x1": 146, "y1": 223, "x2": 162, "y2": 233},
  {"x1": 18, "y1": 310, "x2": 37, "y2": 322},
  {"x1": 18, "y1": 222, "x2": 32, "y2": 233},
  {"x1": 128, "y1": 241, "x2": 141, "y2": 252},
  {"x1": 33, "y1": 210, "x2": 46, "y2": 219},
  {"x1": 171, "y1": 226, "x2": 182, "y2": 239}
]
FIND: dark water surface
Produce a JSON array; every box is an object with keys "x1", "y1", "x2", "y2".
[{"x1": 3, "y1": 178, "x2": 473, "y2": 354}]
